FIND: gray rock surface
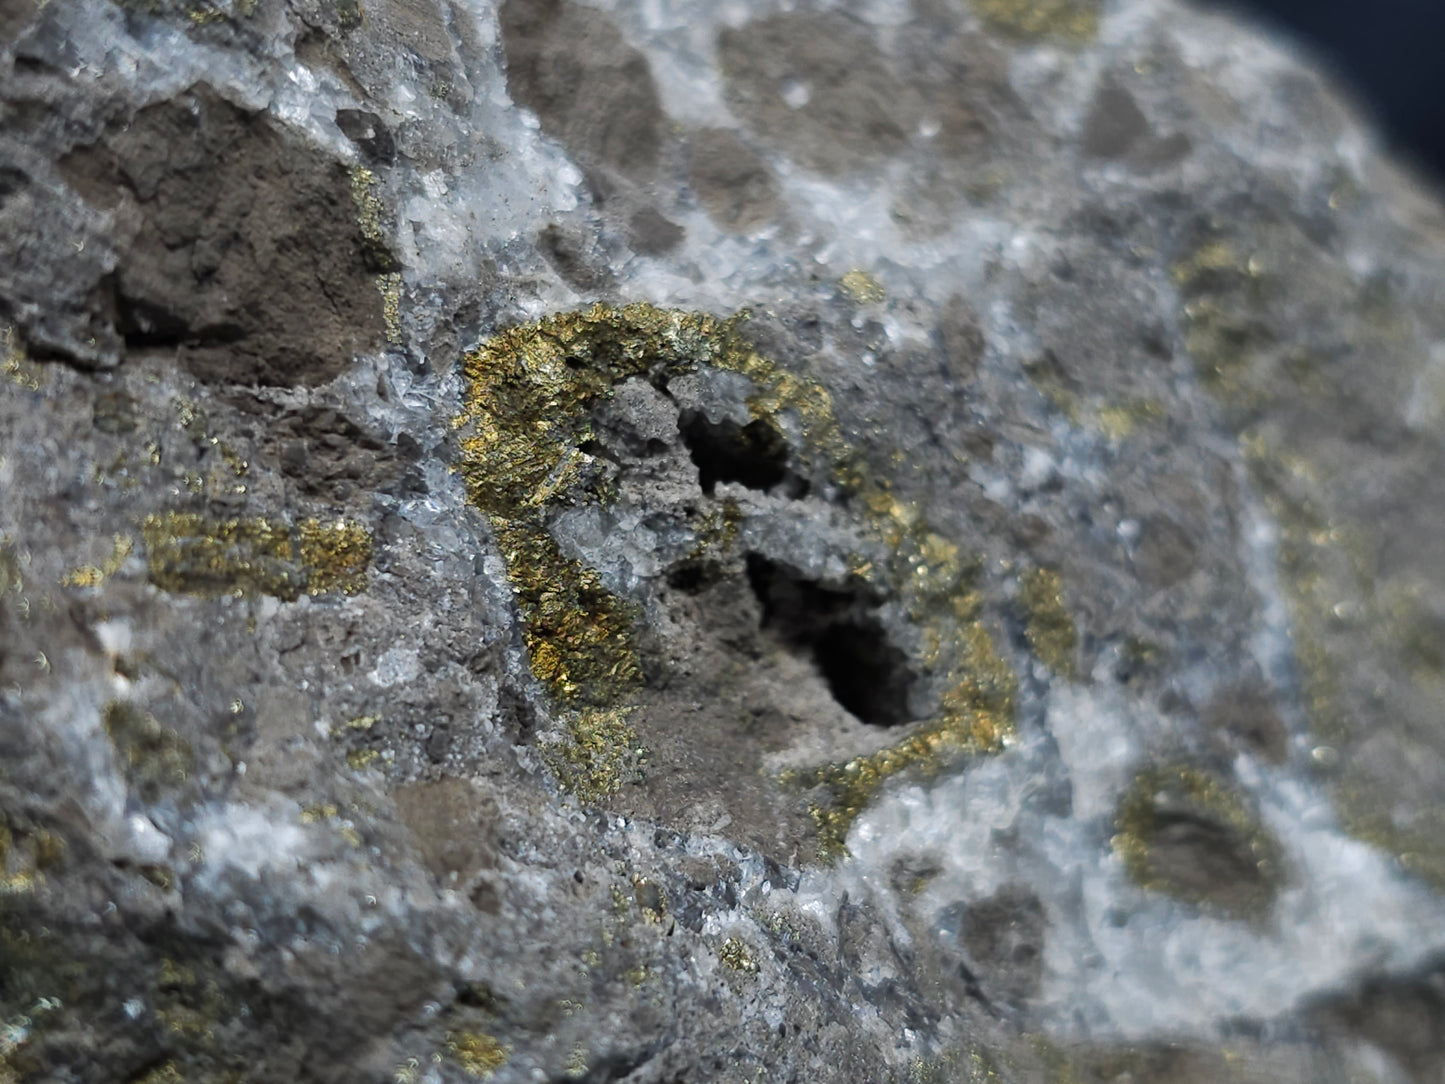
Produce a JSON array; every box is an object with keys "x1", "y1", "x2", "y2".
[{"x1": 2, "y1": 1, "x2": 1444, "y2": 1082}]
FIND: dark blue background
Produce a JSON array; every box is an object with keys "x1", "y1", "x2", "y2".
[{"x1": 1210, "y1": 0, "x2": 1445, "y2": 185}]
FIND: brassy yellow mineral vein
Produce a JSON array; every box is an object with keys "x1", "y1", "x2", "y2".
[
  {"x1": 454, "y1": 304, "x2": 754, "y2": 705},
  {"x1": 142, "y1": 512, "x2": 371, "y2": 600}
]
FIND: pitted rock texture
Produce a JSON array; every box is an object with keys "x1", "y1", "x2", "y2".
[{"x1": 2, "y1": 1, "x2": 1445, "y2": 1083}]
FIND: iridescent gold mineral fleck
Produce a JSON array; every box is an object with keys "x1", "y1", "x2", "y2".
[
  {"x1": 446, "y1": 1031, "x2": 509, "y2": 1079},
  {"x1": 794, "y1": 648, "x2": 1014, "y2": 860},
  {"x1": 791, "y1": 614, "x2": 1016, "y2": 860},
  {"x1": 61, "y1": 534, "x2": 134, "y2": 589},
  {"x1": 141, "y1": 512, "x2": 371, "y2": 599},
  {"x1": 839, "y1": 268, "x2": 885, "y2": 305},
  {"x1": 348, "y1": 165, "x2": 399, "y2": 271},
  {"x1": 346, "y1": 748, "x2": 380, "y2": 770},
  {"x1": 298, "y1": 517, "x2": 372, "y2": 595},
  {"x1": 788, "y1": 485, "x2": 1017, "y2": 859},
  {"x1": 455, "y1": 303, "x2": 747, "y2": 518},
  {"x1": 493, "y1": 522, "x2": 641, "y2": 705},
  {"x1": 1019, "y1": 567, "x2": 1077, "y2": 677},
  {"x1": 455, "y1": 305, "x2": 759, "y2": 706},
  {"x1": 971, "y1": 0, "x2": 1100, "y2": 43},
  {"x1": 378, "y1": 271, "x2": 404, "y2": 343},
  {"x1": 540, "y1": 707, "x2": 647, "y2": 804},
  {"x1": 718, "y1": 937, "x2": 760, "y2": 976}
]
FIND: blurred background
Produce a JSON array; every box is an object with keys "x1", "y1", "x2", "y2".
[{"x1": 1210, "y1": 0, "x2": 1445, "y2": 184}]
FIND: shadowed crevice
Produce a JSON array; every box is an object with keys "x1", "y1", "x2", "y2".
[
  {"x1": 746, "y1": 554, "x2": 914, "y2": 726},
  {"x1": 680, "y1": 411, "x2": 807, "y2": 497}
]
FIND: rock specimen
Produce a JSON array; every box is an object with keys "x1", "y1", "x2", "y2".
[{"x1": 2, "y1": 0, "x2": 1444, "y2": 1081}]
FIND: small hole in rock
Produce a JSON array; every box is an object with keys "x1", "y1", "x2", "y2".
[
  {"x1": 667, "y1": 559, "x2": 723, "y2": 595},
  {"x1": 746, "y1": 554, "x2": 914, "y2": 727},
  {"x1": 813, "y1": 623, "x2": 915, "y2": 728},
  {"x1": 679, "y1": 411, "x2": 807, "y2": 497}
]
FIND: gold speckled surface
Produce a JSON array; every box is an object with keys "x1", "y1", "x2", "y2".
[
  {"x1": 839, "y1": 269, "x2": 886, "y2": 305},
  {"x1": 348, "y1": 164, "x2": 399, "y2": 272},
  {"x1": 61, "y1": 534, "x2": 134, "y2": 589},
  {"x1": 971, "y1": 0, "x2": 1100, "y2": 43},
  {"x1": 1019, "y1": 567, "x2": 1078, "y2": 676},
  {"x1": 446, "y1": 1031, "x2": 509, "y2": 1079},
  {"x1": 141, "y1": 512, "x2": 371, "y2": 600},
  {"x1": 540, "y1": 707, "x2": 647, "y2": 804},
  {"x1": 718, "y1": 937, "x2": 760, "y2": 975},
  {"x1": 494, "y1": 520, "x2": 643, "y2": 705},
  {"x1": 789, "y1": 628, "x2": 1014, "y2": 860},
  {"x1": 455, "y1": 305, "x2": 744, "y2": 705}
]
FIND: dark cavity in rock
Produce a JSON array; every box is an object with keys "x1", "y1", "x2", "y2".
[
  {"x1": 679, "y1": 411, "x2": 804, "y2": 497},
  {"x1": 746, "y1": 554, "x2": 914, "y2": 727}
]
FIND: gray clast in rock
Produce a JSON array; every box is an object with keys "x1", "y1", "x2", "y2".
[{"x1": 2, "y1": 0, "x2": 1444, "y2": 1081}]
